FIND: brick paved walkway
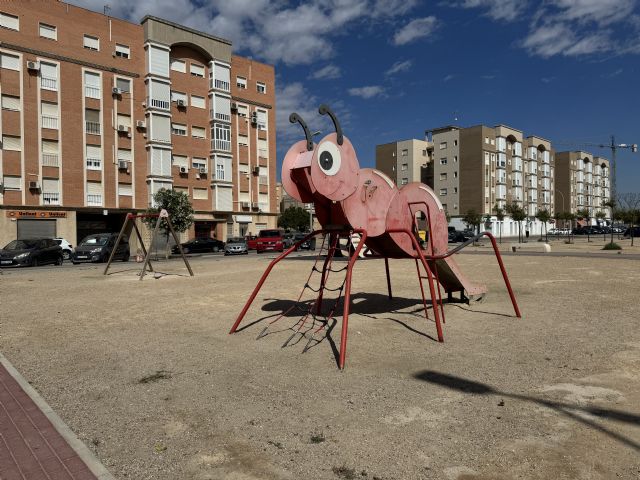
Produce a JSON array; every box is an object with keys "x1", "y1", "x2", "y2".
[{"x1": 0, "y1": 361, "x2": 100, "y2": 480}]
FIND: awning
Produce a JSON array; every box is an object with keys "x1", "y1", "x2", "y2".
[{"x1": 234, "y1": 215, "x2": 253, "y2": 223}]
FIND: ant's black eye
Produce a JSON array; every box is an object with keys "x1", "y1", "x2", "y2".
[{"x1": 320, "y1": 151, "x2": 333, "y2": 171}]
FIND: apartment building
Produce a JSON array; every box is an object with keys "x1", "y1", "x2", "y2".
[
  {"x1": 554, "y1": 151, "x2": 610, "y2": 220},
  {"x1": 375, "y1": 139, "x2": 432, "y2": 186},
  {"x1": 0, "y1": 1, "x2": 276, "y2": 247}
]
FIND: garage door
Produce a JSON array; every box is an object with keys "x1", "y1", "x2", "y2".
[{"x1": 17, "y1": 219, "x2": 56, "y2": 239}]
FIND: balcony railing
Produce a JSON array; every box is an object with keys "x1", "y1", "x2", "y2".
[
  {"x1": 41, "y1": 77, "x2": 57, "y2": 91},
  {"x1": 42, "y1": 115, "x2": 58, "y2": 129},
  {"x1": 42, "y1": 192, "x2": 60, "y2": 205},
  {"x1": 42, "y1": 153, "x2": 59, "y2": 167},
  {"x1": 86, "y1": 158, "x2": 101, "y2": 170},
  {"x1": 87, "y1": 194, "x2": 102, "y2": 206},
  {"x1": 211, "y1": 110, "x2": 231, "y2": 122},
  {"x1": 85, "y1": 85, "x2": 101, "y2": 99},
  {"x1": 214, "y1": 79, "x2": 230, "y2": 91},
  {"x1": 212, "y1": 139, "x2": 231, "y2": 152},
  {"x1": 86, "y1": 122, "x2": 101, "y2": 135},
  {"x1": 148, "y1": 97, "x2": 170, "y2": 110}
]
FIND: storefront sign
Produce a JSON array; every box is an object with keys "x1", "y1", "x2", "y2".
[{"x1": 6, "y1": 210, "x2": 67, "y2": 219}]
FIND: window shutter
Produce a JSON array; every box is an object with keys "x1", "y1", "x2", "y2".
[
  {"x1": 193, "y1": 188, "x2": 208, "y2": 200},
  {"x1": 170, "y1": 91, "x2": 186, "y2": 103},
  {"x1": 215, "y1": 95, "x2": 230, "y2": 115},
  {"x1": 115, "y1": 44, "x2": 130, "y2": 56},
  {"x1": 116, "y1": 78, "x2": 131, "y2": 92},
  {"x1": 117, "y1": 149, "x2": 131, "y2": 161},
  {"x1": 2, "y1": 135, "x2": 21, "y2": 151},
  {"x1": 40, "y1": 62, "x2": 57, "y2": 79},
  {"x1": 1, "y1": 95, "x2": 20, "y2": 111},
  {"x1": 151, "y1": 148, "x2": 171, "y2": 176},
  {"x1": 2, "y1": 176, "x2": 21, "y2": 189},
  {"x1": 170, "y1": 58, "x2": 186, "y2": 73},
  {"x1": 214, "y1": 63, "x2": 230, "y2": 84},
  {"x1": 84, "y1": 71, "x2": 100, "y2": 86},
  {"x1": 190, "y1": 95, "x2": 205, "y2": 108},
  {"x1": 217, "y1": 186, "x2": 232, "y2": 211},
  {"x1": 84, "y1": 35, "x2": 99, "y2": 50},
  {"x1": 118, "y1": 183, "x2": 132, "y2": 196},
  {"x1": 116, "y1": 114, "x2": 131, "y2": 127},
  {"x1": 86, "y1": 145, "x2": 101, "y2": 159},
  {"x1": 42, "y1": 140, "x2": 58, "y2": 154},
  {"x1": 190, "y1": 64, "x2": 205, "y2": 76},
  {"x1": 41, "y1": 101, "x2": 58, "y2": 117},
  {"x1": 151, "y1": 80, "x2": 170, "y2": 103},
  {"x1": 85, "y1": 109, "x2": 100, "y2": 123},
  {"x1": 86, "y1": 181, "x2": 102, "y2": 195},
  {"x1": 224, "y1": 156, "x2": 232, "y2": 182},
  {"x1": 151, "y1": 115, "x2": 170, "y2": 142},
  {"x1": 192, "y1": 126, "x2": 205, "y2": 138},
  {"x1": 257, "y1": 110, "x2": 267, "y2": 127},
  {"x1": 42, "y1": 178, "x2": 59, "y2": 193},
  {"x1": 0, "y1": 53, "x2": 20, "y2": 71},
  {"x1": 172, "y1": 155, "x2": 188, "y2": 168},
  {"x1": 0, "y1": 12, "x2": 19, "y2": 30},
  {"x1": 149, "y1": 46, "x2": 169, "y2": 76}
]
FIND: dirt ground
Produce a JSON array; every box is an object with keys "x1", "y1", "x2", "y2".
[{"x1": 1, "y1": 251, "x2": 639, "y2": 480}]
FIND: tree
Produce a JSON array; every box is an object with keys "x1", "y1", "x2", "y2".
[
  {"x1": 535, "y1": 208, "x2": 551, "y2": 242},
  {"x1": 603, "y1": 199, "x2": 617, "y2": 244},
  {"x1": 278, "y1": 206, "x2": 311, "y2": 232},
  {"x1": 462, "y1": 209, "x2": 482, "y2": 235},
  {"x1": 505, "y1": 202, "x2": 526, "y2": 243},
  {"x1": 576, "y1": 208, "x2": 591, "y2": 242},
  {"x1": 143, "y1": 188, "x2": 194, "y2": 257},
  {"x1": 493, "y1": 203, "x2": 505, "y2": 244}
]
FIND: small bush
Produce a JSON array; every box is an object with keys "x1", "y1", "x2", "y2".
[
  {"x1": 310, "y1": 432, "x2": 326, "y2": 444},
  {"x1": 603, "y1": 242, "x2": 622, "y2": 250}
]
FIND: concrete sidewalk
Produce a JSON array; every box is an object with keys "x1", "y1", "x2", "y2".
[{"x1": 0, "y1": 354, "x2": 113, "y2": 480}]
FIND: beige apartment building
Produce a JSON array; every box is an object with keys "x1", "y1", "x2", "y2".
[
  {"x1": 0, "y1": 0, "x2": 276, "y2": 247},
  {"x1": 375, "y1": 139, "x2": 432, "y2": 186},
  {"x1": 554, "y1": 151, "x2": 610, "y2": 220}
]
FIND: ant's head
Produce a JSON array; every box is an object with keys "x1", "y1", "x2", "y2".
[{"x1": 310, "y1": 105, "x2": 359, "y2": 201}]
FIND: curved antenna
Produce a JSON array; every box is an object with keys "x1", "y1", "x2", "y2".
[
  {"x1": 289, "y1": 113, "x2": 314, "y2": 151},
  {"x1": 318, "y1": 104, "x2": 343, "y2": 145}
]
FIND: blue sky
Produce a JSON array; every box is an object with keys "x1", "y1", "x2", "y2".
[{"x1": 72, "y1": 0, "x2": 640, "y2": 193}]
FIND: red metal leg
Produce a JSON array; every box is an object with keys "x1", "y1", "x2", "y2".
[
  {"x1": 482, "y1": 232, "x2": 522, "y2": 318},
  {"x1": 230, "y1": 230, "x2": 324, "y2": 334},
  {"x1": 338, "y1": 230, "x2": 367, "y2": 370},
  {"x1": 414, "y1": 258, "x2": 430, "y2": 320},
  {"x1": 384, "y1": 257, "x2": 392, "y2": 300}
]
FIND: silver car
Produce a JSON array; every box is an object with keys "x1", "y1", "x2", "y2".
[{"x1": 224, "y1": 237, "x2": 248, "y2": 255}]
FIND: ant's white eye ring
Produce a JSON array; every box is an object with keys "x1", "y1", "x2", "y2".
[{"x1": 317, "y1": 141, "x2": 341, "y2": 176}]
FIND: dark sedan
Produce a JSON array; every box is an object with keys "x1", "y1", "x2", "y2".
[
  {"x1": 72, "y1": 233, "x2": 130, "y2": 264},
  {"x1": 172, "y1": 237, "x2": 225, "y2": 254},
  {"x1": 293, "y1": 233, "x2": 316, "y2": 250},
  {"x1": 0, "y1": 238, "x2": 63, "y2": 267}
]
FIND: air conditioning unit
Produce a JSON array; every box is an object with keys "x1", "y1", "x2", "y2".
[
  {"x1": 176, "y1": 99, "x2": 187, "y2": 107},
  {"x1": 112, "y1": 87, "x2": 123, "y2": 96},
  {"x1": 251, "y1": 202, "x2": 259, "y2": 209},
  {"x1": 179, "y1": 166, "x2": 188, "y2": 174},
  {"x1": 230, "y1": 102, "x2": 238, "y2": 111},
  {"x1": 250, "y1": 112, "x2": 258, "y2": 125},
  {"x1": 199, "y1": 167, "x2": 207, "y2": 175},
  {"x1": 117, "y1": 125, "x2": 129, "y2": 133},
  {"x1": 29, "y1": 181, "x2": 40, "y2": 190},
  {"x1": 252, "y1": 166, "x2": 260, "y2": 175},
  {"x1": 136, "y1": 120, "x2": 146, "y2": 129},
  {"x1": 27, "y1": 61, "x2": 40, "y2": 71},
  {"x1": 241, "y1": 201, "x2": 250, "y2": 208},
  {"x1": 118, "y1": 160, "x2": 128, "y2": 170}
]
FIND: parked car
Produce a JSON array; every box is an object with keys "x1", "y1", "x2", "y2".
[
  {"x1": 293, "y1": 232, "x2": 316, "y2": 250},
  {"x1": 256, "y1": 229, "x2": 285, "y2": 253},
  {"x1": 54, "y1": 237, "x2": 74, "y2": 260},
  {"x1": 282, "y1": 232, "x2": 296, "y2": 249},
  {"x1": 448, "y1": 227, "x2": 472, "y2": 243},
  {"x1": 72, "y1": 233, "x2": 130, "y2": 263},
  {"x1": 224, "y1": 237, "x2": 248, "y2": 255},
  {"x1": 172, "y1": 237, "x2": 225, "y2": 254},
  {"x1": 0, "y1": 238, "x2": 63, "y2": 267},
  {"x1": 623, "y1": 226, "x2": 640, "y2": 238},
  {"x1": 245, "y1": 235, "x2": 259, "y2": 250}
]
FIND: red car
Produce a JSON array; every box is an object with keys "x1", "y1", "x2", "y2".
[
  {"x1": 255, "y1": 229, "x2": 285, "y2": 253},
  {"x1": 245, "y1": 235, "x2": 259, "y2": 250}
]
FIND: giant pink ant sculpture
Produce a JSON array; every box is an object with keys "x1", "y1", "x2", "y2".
[{"x1": 230, "y1": 105, "x2": 521, "y2": 369}]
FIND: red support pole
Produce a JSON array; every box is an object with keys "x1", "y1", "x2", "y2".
[
  {"x1": 338, "y1": 229, "x2": 367, "y2": 370},
  {"x1": 384, "y1": 257, "x2": 392, "y2": 300},
  {"x1": 414, "y1": 258, "x2": 430, "y2": 320},
  {"x1": 482, "y1": 232, "x2": 522, "y2": 318},
  {"x1": 230, "y1": 230, "x2": 324, "y2": 334}
]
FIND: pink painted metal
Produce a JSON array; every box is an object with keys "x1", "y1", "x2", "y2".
[{"x1": 230, "y1": 105, "x2": 521, "y2": 369}]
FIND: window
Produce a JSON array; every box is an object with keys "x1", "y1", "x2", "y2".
[
  {"x1": 191, "y1": 95, "x2": 205, "y2": 109},
  {"x1": 453, "y1": 187, "x2": 458, "y2": 193},
  {"x1": 193, "y1": 188, "x2": 208, "y2": 200},
  {"x1": 236, "y1": 76, "x2": 247, "y2": 89},
  {"x1": 237, "y1": 105, "x2": 248, "y2": 117},
  {"x1": 171, "y1": 90, "x2": 187, "y2": 104},
  {"x1": 84, "y1": 71, "x2": 101, "y2": 98},
  {"x1": 2, "y1": 135, "x2": 20, "y2": 151},
  {"x1": 401, "y1": 149, "x2": 408, "y2": 156},
  {"x1": 83, "y1": 34, "x2": 99, "y2": 51},
  {"x1": 213, "y1": 123, "x2": 231, "y2": 151},
  {"x1": 440, "y1": 188, "x2": 447, "y2": 196},
  {"x1": 192, "y1": 157, "x2": 207, "y2": 171},
  {"x1": 39, "y1": 23, "x2": 56, "y2": 40},
  {"x1": 401, "y1": 178, "x2": 408, "y2": 185},
  {"x1": 85, "y1": 109, "x2": 100, "y2": 135},
  {"x1": 86, "y1": 181, "x2": 102, "y2": 205},
  {"x1": 150, "y1": 147, "x2": 172, "y2": 176},
  {"x1": 148, "y1": 45, "x2": 169, "y2": 77},
  {"x1": 0, "y1": 12, "x2": 19, "y2": 31},
  {"x1": 171, "y1": 123, "x2": 187, "y2": 136},
  {"x1": 213, "y1": 94, "x2": 231, "y2": 122},
  {"x1": 116, "y1": 78, "x2": 131, "y2": 93},
  {"x1": 256, "y1": 110, "x2": 267, "y2": 129},
  {"x1": 238, "y1": 134, "x2": 248, "y2": 147},
  {"x1": 484, "y1": 136, "x2": 489, "y2": 144},
  {"x1": 148, "y1": 80, "x2": 170, "y2": 109},
  {"x1": 454, "y1": 139, "x2": 458, "y2": 146},
  {"x1": 117, "y1": 149, "x2": 131, "y2": 162},
  {"x1": 40, "y1": 62, "x2": 58, "y2": 91},
  {"x1": 440, "y1": 158, "x2": 447, "y2": 165},
  {"x1": 115, "y1": 44, "x2": 130, "y2": 59},
  {"x1": 1, "y1": 94, "x2": 19, "y2": 111},
  {"x1": 401, "y1": 163, "x2": 408, "y2": 171},
  {"x1": 118, "y1": 183, "x2": 132, "y2": 196},
  {"x1": 2, "y1": 176, "x2": 21, "y2": 190},
  {"x1": 172, "y1": 155, "x2": 188, "y2": 169},
  {"x1": 0, "y1": 53, "x2": 19, "y2": 71},
  {"x1": 190, "y1": 63, "x2": 205, "y2": 77},
  {"x1": 150, "y1": 114, "x2": 170, "y2": 143},
  {"x1": 454, "y1": 171, "x2": 458, "y2": 178},
  {"x1": 42, "y1": 140, "x2": 59, "y2": 167},
  {"x1": 439, "y1": 142, "x2": 447, "y2": 150},
  {"x1": 116, "y1": 114, "x2": 131, "y2": 128},
  {"x1": 453, "y1": 155, "x2": 458, "y2": 163},
  {"x1": 41, "y1": 102, "x2": 58, "y2": 129},
  {"x1": 440, "y1": 173, "x2": 447, "y2": 181},
  {"x1": 170, "y1": 58, "x2": 186, "y2": 73},
  {"x1": 86, "y1": 145, "x2": 102, "y2": 170},
  {"x1": 256, "y1": 81, "x2": 266, "y2": 94},
  {"x1": 213, "y1": 62, "x2": 230, "y2": 91},
  {"x1": 216, "y1": 162, "x2": 225, "y2": 180},
  {"x1": 191, "y1": 126, "x2": 206, "y2": 139}
]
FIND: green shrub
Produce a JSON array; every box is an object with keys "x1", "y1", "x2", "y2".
[{"x1": 602, "y1": 242, "x2": 622, "y2": 250}]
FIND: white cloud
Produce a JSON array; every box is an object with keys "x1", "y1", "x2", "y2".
[
  {"x1": 452, "y1": 0, "x2": 526, "y2": 22},
  {"x1": 393, "y1": 17, "x2": 438, "y2": 45},
  {"x1": 385, "y1": 60, "x2": 413, "y2": 75},
  {"x1": 348, "y1": 85, "x2": 385, "y2": 98},
  {"x1": 443, "y1": 74, "x2": 455, "y2": 82},
  {"x1": 276, "y1": 82, "x2": 322, "y2": 143},
  {"x1": 309, "y1": 64, "x2": 342, "y2": 80}
]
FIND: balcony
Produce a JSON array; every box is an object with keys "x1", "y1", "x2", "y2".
[
  {"x1": 42, "y1": 153, "x2": 59, "y2": 167},
  {"x1": 86, "y1": 122, "x2": 101, "y2": 135},
  {"x1": 86, "y1": 158, "x2": 101, "y2": 170},
  {"x1": 87, "y1": 194, "x2": 102, "y2": 206},
  {"x1": 42, "y1": 115, "x2": 58, "y2": 129},
  {"x1": 85, "y1": 85, "x2": 101, "y2": 99},
  {"x1": 41, "y1": 77, "x2": 57, "y2": 91},
  {"x1": 147, "y1": 97, "x2": 170, "y2": 110},
  {"x1": 214, "y1": 79, "x2": 230, "y2": 92},
  {"x1": 42, "y1": 192, "x2": 60, "y2": 205},
  {"x1": 212, "y1": 139, "x2": 231, "y2": 152}
]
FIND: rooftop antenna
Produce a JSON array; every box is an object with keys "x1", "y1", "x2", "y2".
[{"x1": 103, "y1": 4, "x2": 111, "y2": 16}]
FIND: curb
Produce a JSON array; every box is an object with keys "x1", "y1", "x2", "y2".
[{"x1": 0, "y1": 352, "x2": 115, "y2": 480}]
